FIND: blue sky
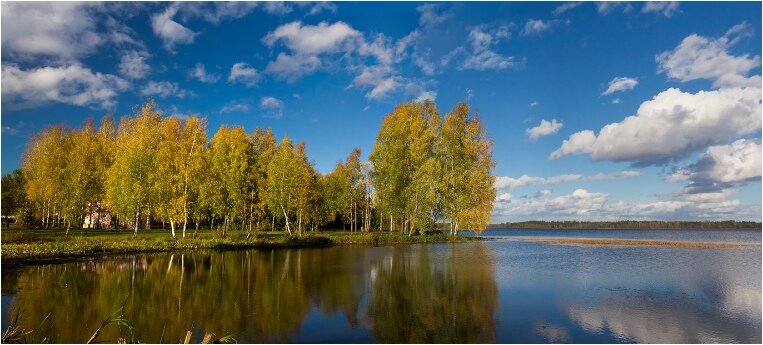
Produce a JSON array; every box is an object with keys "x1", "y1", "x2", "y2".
[{"x1": 1, "y1": 1, "x2": 761, "y2": 222}]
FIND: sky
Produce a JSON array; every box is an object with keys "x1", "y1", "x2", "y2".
[{"x1": 1, "y1": 1, "x2": 761, "y2": 222}]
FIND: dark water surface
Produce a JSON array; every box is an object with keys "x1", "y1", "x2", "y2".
[{"x1": 2, "y1": 229, "x2": 760, "y2": 343}]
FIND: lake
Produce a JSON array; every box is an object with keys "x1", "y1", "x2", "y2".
[{"x1": 2, "y1": 229, "x2": 761, "y2": 343}]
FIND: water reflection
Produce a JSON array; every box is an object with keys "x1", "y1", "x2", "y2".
[
  {"x1": 3, "y1": 232, "x2": 761, "y2": 344},
  {"x1": 565, "y1": 288, "x2": 761, "y2": 343},
  {"x1": 2, "y1": 243, "x2": 498, "y2": 343}
]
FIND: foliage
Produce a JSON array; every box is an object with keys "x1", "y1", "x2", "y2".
[{"x1": 12, "y1": 100, "x2": 496, "y2": 237}]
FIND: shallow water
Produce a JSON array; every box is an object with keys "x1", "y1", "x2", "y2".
[{"x1": 2, "y1": 229, "x2": 760, "y2": 343}]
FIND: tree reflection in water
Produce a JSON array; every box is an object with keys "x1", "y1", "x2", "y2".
[{"x1": 2, "y1": 243, "x2": 498, "y2": 343}]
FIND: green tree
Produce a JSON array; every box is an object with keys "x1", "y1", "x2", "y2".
[
  {"x1": 265, "y1": 136, "x2": 301, "y2": 235},
  {"x1": 207, "y1": 125, "x2": 250, "y2": 236},
  {"x1": 440, "y1": 103, "x2": 495, "y2": 235},
  {"x1": 105, "y1": 102, "x2": 162, "y2": 236},
  {"x1": 1, "y1": 169, "x2": 27, "y2": 227}
]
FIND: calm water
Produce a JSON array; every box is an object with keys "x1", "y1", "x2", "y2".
[{"x1": 2, "y1": 229, "x2": 761, "y2": 343}]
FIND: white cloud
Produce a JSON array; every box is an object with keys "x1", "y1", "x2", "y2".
[
  {"x1": 263, "y1": 21, "x2": 360, "y2": 56},
  {"x1": 416, "y1": 3, "x2": 451, "y2": 28},
  {"x1": 179, "y1": 2, "x2": 259, "y2": 24},
  {"x1": 667, "y1": 139, "x2": 761, "y2": 193},
  {"x1": 611, "y1": 98, "x2": 621, "y2": 104},
  {"x1": 527, "y1": 119, "x2": 563, "y2": 141},
  {"x1": 262, "y1": 2, "x2": 293, "y2": 16},
  {"x1": 262, "y1": 21, "x2": 361, "y2": 81},
  {"x1": 118, "y1": 51, "x2": 150, "y2": 79},
  {"x1": 260, "y1": 96, "x2": 285, "y2": 119},
  {"x1": 453, "y1": 25, "x2": 523, "y2": 71},
  {"x1": 642, "y1": 2, "x2": 680, "y2": 17},
  {"x1": 140, "y1": 81, "x2": 190, "y2": 99},
  {"x1": 656, "y1": 23, "x2": 761, "y2": 88},
  {"x1": 495, "y1": 170, "x2": 641, "y2": 190},
  {"x1": 358, "y1": 34, "x2": 395, "y2": 65},
  {"x1": 602, "y1": 77, "x2": 638, "y2": 95},
  {"x1": 596, "y1": 2, "x2": 633, "y2": 15},
  {"x1": 265, "y1": 53, "x2": 322, "y2": 83},
  {"x1": 1, "y1": 2, "x2": 100, "y2": 60},
  {"x1": 549, "y1": 130, "x2": 596, "y2": 159},
  {"x1": 351, "y1": 65, "x2": 401, "y2": 100},
  {"x1": 495, "y1": 174, "x2": 583, "y2": 190},
  {"x1": 190, "y1": 63, "x2": 220, "y2": 83},
  {"x1": 553, "y1": 2, "x2": 582, "y2": 16},
  {"x1": 529, "y1": 101, "x2": 539, "y2": 107},
  {"x1": 589, "y1": 170, "x2": 642, "y2": 180},
  {"x1": 228, "y1": 62, "x2": 260, "y2": 87},
  {"x1": 550, "y1": 87, "x2": 761, "y2": 165},
  {"x1": 492, "y1": 187, "x2": 759, "y2": 221},
  {"x1": 522, "y1": 19, "x2": 557, "y2": 36},
  {"x1": 302, "y1": 2, "x2": 337, "y2": 16},
  {"x1": 1, "y1": 64, "x2": 128, "y2": 110},
  {"x1": 220, "y1": 101, "x2": 250, "y2": 113},
  {"x1": 1, "y1": 2, "x2": 140, "y2": 61},
  {"x1": 405, "y1": 81, "x2": 438, "y2": 103},
  {"x1": 151, "y1": 3, "x2": 196, "y2": 50}
]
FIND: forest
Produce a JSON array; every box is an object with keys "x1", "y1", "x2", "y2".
[{"x1": 1, "y1": 101, "x2": 496, "y2": 237}]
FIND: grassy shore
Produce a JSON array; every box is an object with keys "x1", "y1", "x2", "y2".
[
  {"x1": 1, "y1": 228, "x2": 477, "y2": 265},
  {"x1": 516, "y1": 237, "x2": 760, "y2": 249}
]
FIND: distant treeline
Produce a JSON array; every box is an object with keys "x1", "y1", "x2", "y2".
[{"x1": 488, "y1": 220, "x2": 762, "y2": 229}]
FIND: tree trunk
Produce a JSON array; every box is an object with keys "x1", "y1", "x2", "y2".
[
  {"x1": 297, "y1": 211, "x2": 302, "y2": 237},
  {"x1": 134, "y1": 209, "x2": 140, "y2": 238},
  {"x1": 281, "y1": 206, "x2": 292, "y2": 235},
  {"x1": 170, "y1": 219, "x2": 176, "y2": 238}
]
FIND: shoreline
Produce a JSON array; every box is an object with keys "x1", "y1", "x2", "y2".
[
  {"x1": 1, "y1": 231, "x2": 479, "y2": 267},
  {"x1": 513, "y1": 236, "x2": 761, "y2": 249}
]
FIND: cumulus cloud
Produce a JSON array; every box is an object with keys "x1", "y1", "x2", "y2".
[
  {"x1": 1, "y1": 2, "x2": 142, "y2": 61},
  {"x1": 642, "y1": 2, "x2": 680, "y2": 17},
  {"x1": 351, "y1": 65, "x2": 401, "y2": 100},
  {"x1": 450, "y1": 25, "x2": 523, "y2": 71},
  {"x1": 667, "y1": 139, "x2": 761, "y2": 193},
  {"x1": 140, "y1": 81, "x2": 190, "y2": 99},
  {"x1": 151, "y1": 3, "x2": 196, "y2": 50},
  {"x1": 405, "y1": 81, "x2": 438, "y2": 102},
  {"x1": 262, "y1": 21, "x2": 360, "y2": 81},
  {"x1": 228, "y1": 62, "x2": 260, "y2": 87},
  {"x1": 602, "y1": 77, "x2": 638, "y2": 95},
  {"x1": 260, "y1": 96, "x2": 285, "y2": 119},
  {"x1": 522, "y1": 19, "x2": 558, "y2": 36},
  {"x1": 656, "y1": 23, "x2": 761, "y2": 88},
  {"x1": 2, "y1": 64, "x2": 129, "y2": 110},
  {"x1": 527, "y1": 119, "x2": 563, "y2": 141},
  {"x1": 416, "y1": 3, "x2": 451, "y2": 28},
  {"x1": 492, "y1": 187, "x2": 759, "y2": 221},
  {"x1": 263, "y1": 21, "x2": 360, "y2": 56},
  {"x1": 549, "y1": 130, "x2": 596, "y2": 159},
  {"x1": 262, "y1": 2, "x2": 293, "y2": 16},
  {"x1": 178, "y1": 2, "x2": 259, "y2": 24},
  {"x1": 596, "y1": 2, "x2": 633, "y2": 15},
  {"x1": 1, "y1": 2, "x2": 102, "y2": 60},
  {"x1": 494, "y1": 170, "x2": 641, "y2": 190},
  {"x1": 220, "y1": 101, "x2": 250, "y2": 113},
  {"x1": 264, "y1": 53, "x2": 322, "y2": 83},
  {"x1": 118, "y1": 51, "x2": 150, "y2": 79},
  {"x1": 190, "y1": 63, "x2": 220, "y2": 83},
  {"x1": 550, "y1": 87, "x2": 761, "y2": 165},
  {"x1": 553, "y1": 2, "x2": 582, "y2": 16}
]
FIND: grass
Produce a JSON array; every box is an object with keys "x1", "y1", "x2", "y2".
[
  {"x1": 1, "y1": 227, "x2": 478, "y2": 264},
  {"x1": 516, "y1": 237, "x2": 761, "y2": 249}
]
